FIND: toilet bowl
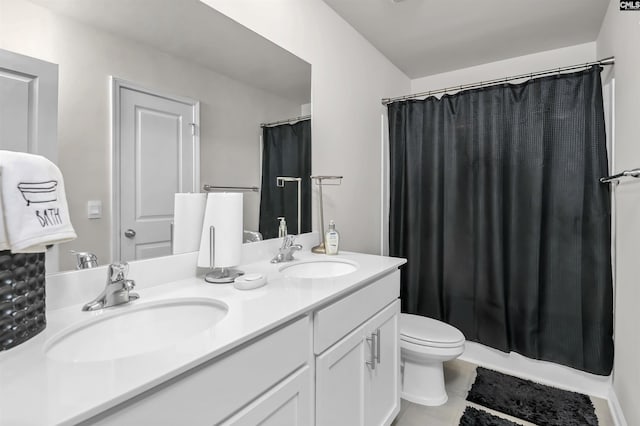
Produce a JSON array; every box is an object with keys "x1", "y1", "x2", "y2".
[{"x1": 400, "y1": 313, "x2": 465, "y2": 406}]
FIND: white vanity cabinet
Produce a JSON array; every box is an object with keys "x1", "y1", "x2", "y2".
[
  {"x1": 314, "y1": 270, "x2": 401, "y2": 426},
  {"x1": 0, "y1": 245, "x2": 407, "y2": 426},
  {"x1": 82, "y1": 269, "x2": 401, "y2": 426},
  {"x1": 85, "y1": 316, "x2": 313, "y2": 426}
]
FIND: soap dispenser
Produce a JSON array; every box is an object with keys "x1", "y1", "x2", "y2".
[
  {"x1": 278, "y1": 217, "x2": 288, "y2": 238},
  {"x1": 325, "y1": 220, "x2": 340, "y2": 255}
]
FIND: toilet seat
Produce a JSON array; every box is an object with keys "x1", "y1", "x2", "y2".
[
  {"x1": 400, "y1": 334, "x2": 464, "y2": 348},
  {"x1": 400, "y1": 314, "x2": 465, "y2": 348}
]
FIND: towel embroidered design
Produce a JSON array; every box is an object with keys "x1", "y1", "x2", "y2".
[
  {"x1": 17, "y1": 180, "x2": 58, "y2": 206},
  {"x1": 35, "y1": 208, "x2": 63, "y2": 227}
]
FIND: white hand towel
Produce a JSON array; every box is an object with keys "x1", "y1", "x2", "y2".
[{"x1": 0, "y1": 150, "x2": 77, "y2": 253}]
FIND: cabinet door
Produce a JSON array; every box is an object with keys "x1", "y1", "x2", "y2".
[
  {"x1": 315, "y1": 326, "x2": 368, "y2": 426},
  {"x1": 315, "y1": 300, "x2": 400, "y2": 426},
  {"x1": 365, "y1": 300, "x2": 400, "y2": 426},
  {"x1": 222, "y1": 366, "x2": 312, "y2": 426}
]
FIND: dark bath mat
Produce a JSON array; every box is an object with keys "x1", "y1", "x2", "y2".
[
  {"x1": 467, "y1": 367, "x2": 598, "y2": 426},
  {"x1": 459, "y1": 406, "x2": 522, "y2": 426}
]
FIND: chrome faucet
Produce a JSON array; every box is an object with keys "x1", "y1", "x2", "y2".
[
  {"x1": 271, "y1": 235, "x2": 303, "y2": 263},
  {"x1": 82, "y1": 262, "x2": 140, "y2": 311},
  {"x1": 70, "y1": 250, "x2": 98, "y2": 269}
]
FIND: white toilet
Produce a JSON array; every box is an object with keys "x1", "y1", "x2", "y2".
[{"x1": 400, "y1": 313, "x2": 466, "y2": 406}]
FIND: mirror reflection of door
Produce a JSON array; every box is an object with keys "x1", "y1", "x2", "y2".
[
  {"x1": 113, "y1": 79, "x2": 199, "y2": 262},
  {"x1": 0, "y1": 48, "x2": 59, "y2": 271},
  {"x1": 259, "y1": 118, "x2": 312, "y2": 239}
]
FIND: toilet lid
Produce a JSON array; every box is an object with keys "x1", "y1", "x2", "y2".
[{"x1": 400, "y1": 313, "x2": 465, "y2": 347}]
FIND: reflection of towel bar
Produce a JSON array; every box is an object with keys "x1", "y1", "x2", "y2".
[
  {"x1": 600, "y1": 168, "x2": 640, "y2": 183},
  {"x1": 311, "y1": 175, "x2": 343, "y2": 186},
  {"x1": 276, "y1": 177, "x2": 302, "y2": 235},
  {"x1": 17, "y1": 180, "x2": 58, "y2": 206},
  {"x1": 310, "y1": 175, "x2": 343, "y2": 253},
  {"x1": 203, "y1": 185, "x2": 259, "y2": 192}
]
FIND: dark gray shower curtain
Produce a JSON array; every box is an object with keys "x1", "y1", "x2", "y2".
[
  {"x1": 259, "y1": 120, "x2": 312, "y2": 239},
  {"x1": 388, "y1": 66, "x2": 613, "y2": 375}
]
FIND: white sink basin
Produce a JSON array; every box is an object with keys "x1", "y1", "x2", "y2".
[
  {"x1": 280, "y1": 259, "x2": 358, "y2": 279},
  {"x1": 45, "y1": 298, "x2": 228, "y2": 363}
]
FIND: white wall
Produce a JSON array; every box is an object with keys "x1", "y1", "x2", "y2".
[
  {"x1": 200, "y1": 0, "x2": 411, "y2": 255},
  {"x1": 597, "y1": 1, "x2": 640, "y2": 425},
  {"x1": 0, "y1": 0, "x2": 303, "y2": 270},
  {"x1": 411, "y1": 42, "x2": 596, "y2": 93}
]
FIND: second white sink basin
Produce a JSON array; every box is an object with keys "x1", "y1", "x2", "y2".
[
  {"x1": 280, "y1": 259, "x2": 358, "y2": 279},
  {"x1": 45, "y1": 298, "x2": 228, "y2": 363}
]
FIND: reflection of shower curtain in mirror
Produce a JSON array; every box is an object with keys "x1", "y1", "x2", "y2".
[{"x1": 259, "y1": 120, "x2": 311, "y2": 239}]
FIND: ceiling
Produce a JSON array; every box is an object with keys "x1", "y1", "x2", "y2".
[
  {"x1": 28, "y1": 0, "x2": 311, "y2": 103},
  {"x1": 322, "y1": 0, "x2": 609, "y2": 79}
]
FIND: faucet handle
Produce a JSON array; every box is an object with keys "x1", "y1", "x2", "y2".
[
  {"x1": 281, "y1": 235, "x2": 296, "y2": 249},
  {"x1": 122, "y1": 279, "x2": 139, "y2": 303},
  {"x1": 123, "y1": 279, "x2": 135, "y2": 291},
  {"x1": 108, "y1": 262, "x2": 129, "y2": 282}
]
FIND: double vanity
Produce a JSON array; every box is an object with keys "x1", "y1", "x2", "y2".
[{"x1": 0, "y1": 234, "x2": 405, "y2": 425}]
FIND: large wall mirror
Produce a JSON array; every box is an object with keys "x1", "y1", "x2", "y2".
[{"x1": 0, "y1": 0, "x2": 312, "y2": 272}]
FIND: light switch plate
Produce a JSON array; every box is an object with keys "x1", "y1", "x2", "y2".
[{"x1": 87, "y1": 200, "x2": 102, "y2": 219}]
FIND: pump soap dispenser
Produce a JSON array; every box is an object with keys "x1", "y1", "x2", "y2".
[
  {"x1": 325, "y1": 220, "x2": 340, "y2": 255},
  {"x1": 278, "y1": 217, "x2": 288, "y2": 238}
]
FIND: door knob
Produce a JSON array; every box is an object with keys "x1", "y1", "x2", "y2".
[{"x1": 124, "y1": 229, "x2": 136, "y2": 238}]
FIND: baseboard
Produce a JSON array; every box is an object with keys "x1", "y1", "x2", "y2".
[
  {"x1": 459, "y1": 341, "x2": 612, "y2": 398},
  {"x1": 607, "y1": 387, "x2": 628, "y2": 426}
]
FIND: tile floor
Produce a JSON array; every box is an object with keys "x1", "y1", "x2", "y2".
[{"x1": 391, "y1": 359, "x2": 615, "y2": 426}]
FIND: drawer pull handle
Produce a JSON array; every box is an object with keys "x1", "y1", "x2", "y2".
[
  {"x1": 366, "y1": 333, "x2": 376, "y2": 370},
  {"x1": 375, "y1": 329, "x2": 381, "y2": 364}
]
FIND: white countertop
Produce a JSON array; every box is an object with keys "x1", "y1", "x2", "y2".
[{"x1": 0, "y1": 250, "x2": 405, "y2": 425}]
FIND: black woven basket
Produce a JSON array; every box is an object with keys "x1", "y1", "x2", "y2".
[{"x1": 0, "y1": 251, "x2": 46, "y2": 351}]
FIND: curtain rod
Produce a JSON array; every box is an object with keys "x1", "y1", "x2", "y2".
[
  {"x1": 260, "y1": 114, "x2": 311, "y2": 128},
  {"x1": 203, "y1": 185, "x2": 259, "y2": 192},
  {"x1": 381, "y1": 56, "x2": 615, "y2": 106}
]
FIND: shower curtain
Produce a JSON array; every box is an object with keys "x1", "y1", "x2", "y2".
[
  {"x1": 259, "y1": 119, "x2": 312, "y2": 239},
  {"x1": 387, "y1": 66, "x2": 614, "y2": 375}
]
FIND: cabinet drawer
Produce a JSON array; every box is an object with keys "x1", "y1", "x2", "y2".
[
  {"x1": 314, "y1": 270, "x2": 399, "y2": 354},
  {"x1": 85, "y1": 316, "x2": 311, "y2": 426}
]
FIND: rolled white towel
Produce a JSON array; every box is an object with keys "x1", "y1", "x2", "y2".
[{"x1": 0, "y1": 150, "x2": 77, "y2": 253}]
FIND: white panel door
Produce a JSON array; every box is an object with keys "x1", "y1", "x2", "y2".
[
  {"x1": 0, "y1": 49, "x2": 58, "y2": 160},
  {"x1": 118, "y1": 83, "x2": 198, "y2": 262},
  {"x1": 0, "y1": 48, "x2": 59, "y2": 270}
]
